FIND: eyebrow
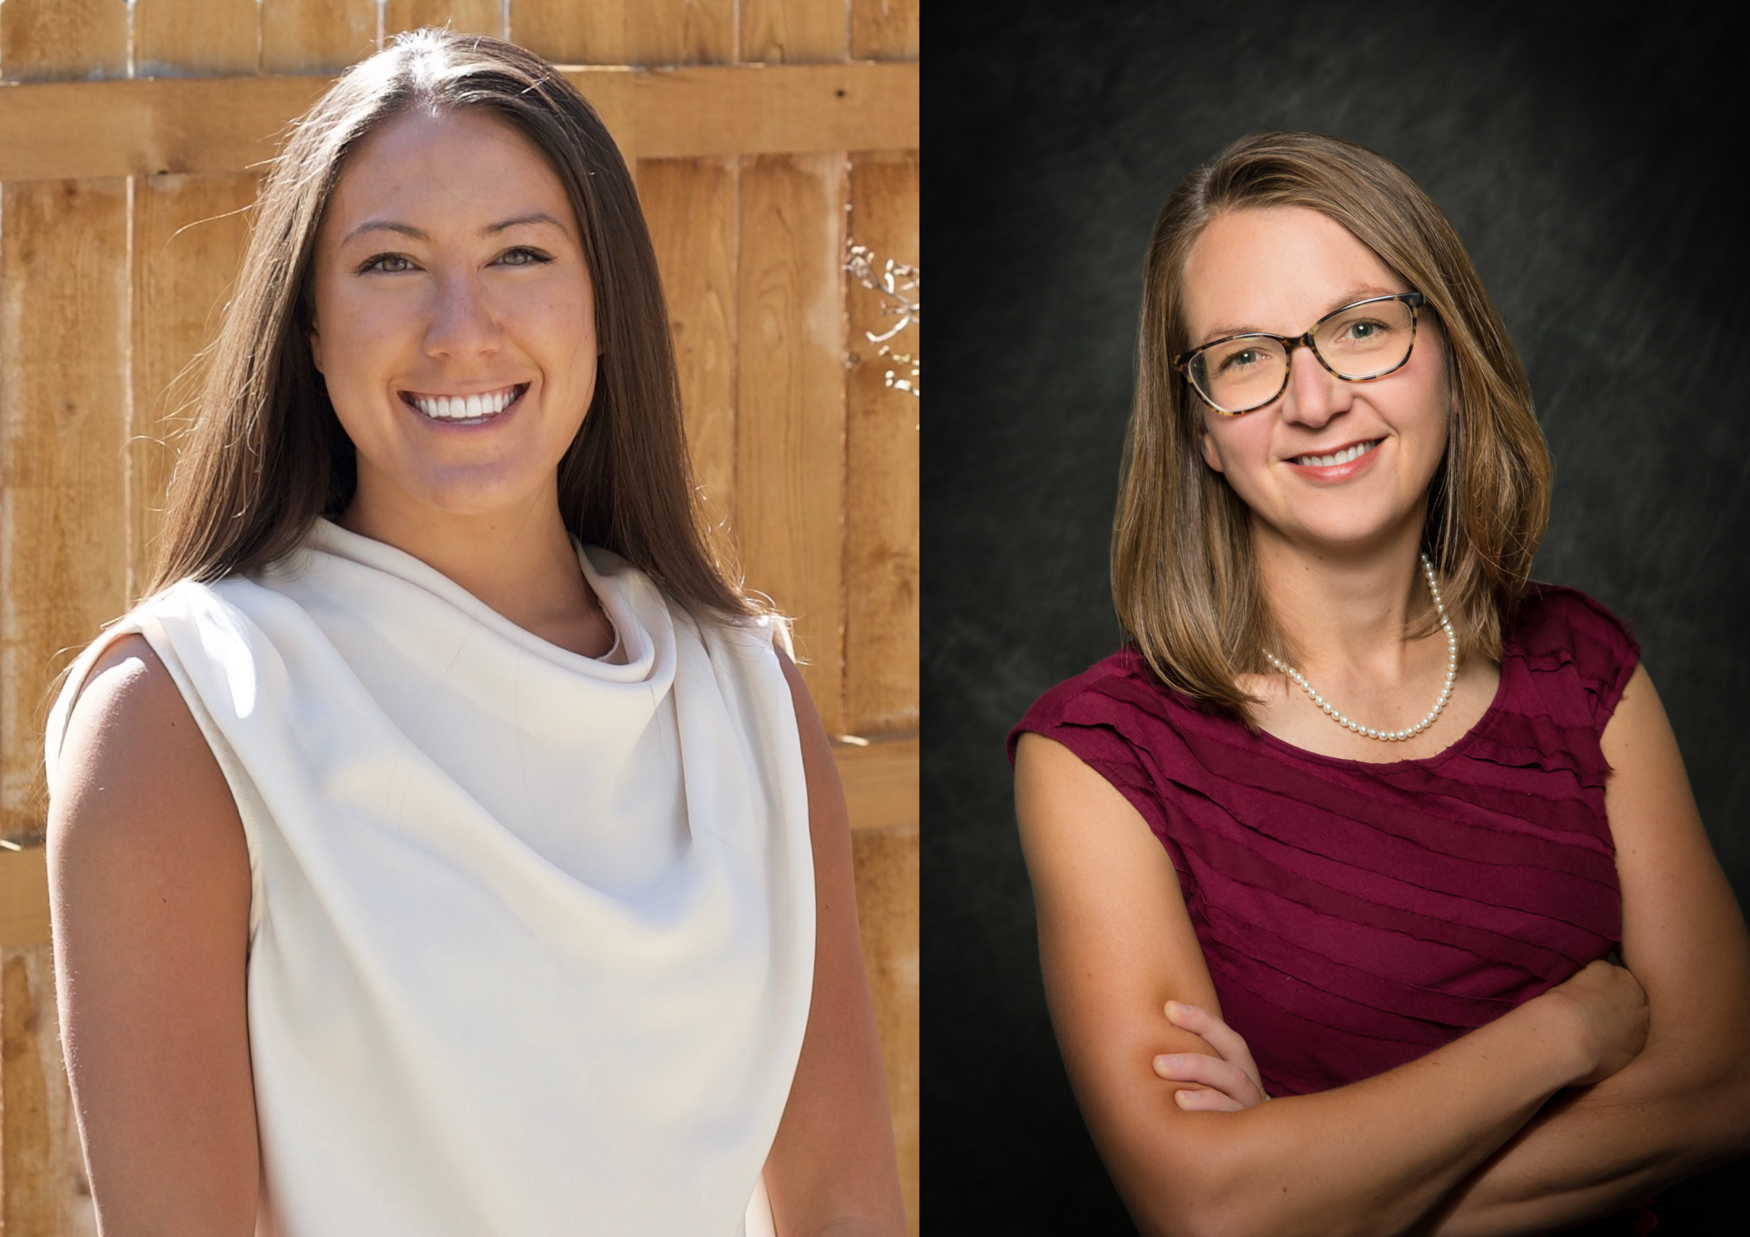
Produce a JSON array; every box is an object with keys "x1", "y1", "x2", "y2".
[
  {"x1": 341, "y1": 212, "x2": 570, "y2": 246},
  {"x1": 1197, "y1": 283, "x2": 1406, "y2": 344}
]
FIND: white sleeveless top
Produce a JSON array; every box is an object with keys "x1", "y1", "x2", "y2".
[{"x1": 45, "y1": 520, "x2": 815, "y2": 1237}]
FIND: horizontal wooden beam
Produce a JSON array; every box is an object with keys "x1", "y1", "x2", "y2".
[
  {"x1": 0, "y1": 736, "x2": 918, "y2": 945},
  {"x1": 0, "y1": 843, "x2": 49, "y2": 949},
  {"x1": 834, "y1": 735, "x2": 920, "y2": 834},
  {"x1": 0, "y1": 61, "x2": 917, "y2": 183}
]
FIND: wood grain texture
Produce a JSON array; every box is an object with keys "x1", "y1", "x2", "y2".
[
  {"x1": 385, "y1": 0, "x2": 505, "y2": 39},
  {"x1": 0, "y1": 64, "x2": 919, "y2": 179},
  {"x1": 636, "y1": 157, "x2": 739, "y2": 541},
  {"x1": 850, "y1": 0, "x2": 918, "y2": 60},
  {"x1": 2, "y1": 944, "x2": 95, "y2": 1235},
  {"x1": 627, "y1": 0, "x2": 735, "y2": 65},
  {"x1": 133, "y1": 0, "x2": 259, "y2": 77},
  {"x1": 622, "y1": 63, "x2": 914, "y2": 157},
  {"x1": 510, "y1": 0, "x2": 627, "y2": 64},
  {"x1": 742, "y1": 0, "x2": 849, "y2": 65},
  {"x1": 0, "y1": 76, "x2": 333, "y2": 180},
  {"x1": 844, "y1": 151, "x2": 918, "y2": 734},
  {"x1": 0, "y1": 847, "x2": 50, "y2": 949},
  {"x1": 262, "y1": 0, "x2": 380, "y2": 72},
  {"x1": 0, "y1": 180, "x2": 129, "y2": 840},
  {"x1": 736, "y1": 153, "x2": 847, "y2": 734},
  {"x1": 130, "y1": 173, "x2": 260, "y2": 599},
  {"x1": 0, "y1": 0, "x2": 126, "y2": 81},
  {"x1": 852, "y1": 822, "x2": 919, "y2": 1237},
  {"x1": 833, "y1": 736, "x2": 918, "y2": 832}
]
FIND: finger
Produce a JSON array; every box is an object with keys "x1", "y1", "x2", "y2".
[
  {"x1": 1174, "y1": 1087, "x2": 1245, "y2": 1113},
  {"x1": 1166, "y1": 1000, "x2": 1266, "y2": 1092},
  {"x1": 1152, "y1": 1052, "x2": 1262, "y2": 1107}
]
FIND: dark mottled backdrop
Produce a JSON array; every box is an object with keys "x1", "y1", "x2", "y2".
[{"x1": 924, "y1": 1, "x2": 1750, "y2": 1231}]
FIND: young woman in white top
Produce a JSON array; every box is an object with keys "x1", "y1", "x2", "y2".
[{"x1": 45, "y1": 30, "x2": 903, "y2": 1237}]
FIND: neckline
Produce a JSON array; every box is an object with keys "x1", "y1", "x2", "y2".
[
  {"x1": 298, "y1": 518, "x2": 638, "y2": 674},
  {"x1": 1247, "y1": 659, "x2": 1509, "y2": 771}
]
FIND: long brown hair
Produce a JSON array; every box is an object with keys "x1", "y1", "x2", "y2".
[
  {"x1": 1112, "y1": 130, "x2": 1551, "y2": 719},
  {"x1": 150, "y1": 29, "x2": 755, "y2": 618}
]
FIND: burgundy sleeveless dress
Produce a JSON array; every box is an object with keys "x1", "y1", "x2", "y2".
[{"x1": 1010, "y1": 584, "x2": 1637, "y2": 1098}]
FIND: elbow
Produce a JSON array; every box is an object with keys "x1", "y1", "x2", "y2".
[
  {"x1": 1117, "y1": 1152, "x2": 1324, "y2": 1237},
  {"x1": 1122, "y1": 1152, "x2": 1403, "y2": 1237}
]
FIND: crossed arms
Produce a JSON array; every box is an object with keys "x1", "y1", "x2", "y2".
[{"x1": 1014, "y1": 664, "x2": 1750, "y2": 1237}]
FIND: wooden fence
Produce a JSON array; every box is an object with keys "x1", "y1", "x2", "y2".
[{"x1": 0, "y1": 1, "x2": 918, "y2": 1231}]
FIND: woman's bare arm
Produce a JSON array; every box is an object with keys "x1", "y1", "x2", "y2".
[
  {"x1": 47, "y1": 634, "x2": 259, "y2": 1235},
  {"x1": 761, "y1": 651, "x2": 907, "y2": 1237},
  {"x1": 1015, "y1": 731, "x2": 1645, "y2": 1237},
  {"x1": 1416, "y1": 666, "x2": 1750, "y2": 1234}
]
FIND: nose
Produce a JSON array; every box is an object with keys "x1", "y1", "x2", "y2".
[
  {"x1": 424, "y1": 269, "x2": 500, "y2": 360},
  {"x1": 1277, "y1": 339, "x2": 1352, "y2": 429}
]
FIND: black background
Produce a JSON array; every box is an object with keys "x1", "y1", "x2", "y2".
[{"x1": 923, "y1": 2, "x2": 1750, "y2": 1231}]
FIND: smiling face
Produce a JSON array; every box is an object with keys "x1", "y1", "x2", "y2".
[
  {"x1": 308, "y1": 105, "x2": 597, "y2": 530},
  {"x1": 1182, "y1": 205, "x2": 1450, "y2": 557}
]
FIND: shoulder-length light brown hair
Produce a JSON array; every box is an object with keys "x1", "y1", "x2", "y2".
[
  {"x1": 1113, "y1": 130, "x2": 1551, "y2": 718},
  {"x1": 150, "y1": 29, "x2": 754, "y2": 617}
]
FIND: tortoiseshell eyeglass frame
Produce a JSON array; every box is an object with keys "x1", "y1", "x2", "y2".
[{"x1": 1172, "y1": 291, "x2": 1427, "y2": 416}]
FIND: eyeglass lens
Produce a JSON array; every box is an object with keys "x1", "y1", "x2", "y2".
[{"x1": 1190, "y1": 298, "x2": 1417, "y2": 413}]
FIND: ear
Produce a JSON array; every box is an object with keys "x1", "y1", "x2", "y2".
[
  {"x1": 1200, "y1": 426, "x2": 1225, "y2": 474},
  {"x1": 308, "y1": 321, "x2": 325, "y2": 375}
]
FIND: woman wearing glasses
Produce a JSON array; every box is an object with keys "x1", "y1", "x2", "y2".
[{"x1": 1011, "y1": 131, "x2": 1750, "y2": 1235}]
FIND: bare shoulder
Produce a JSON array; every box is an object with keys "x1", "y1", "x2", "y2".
[
  {"x1": 1014, "y1": 731, "x2": 1233, "y2": 1189},
  {"x1": 50, "y1": 631, "x2": 247, "y2": 897},
  {"x1": 48, "y1": 633, "x2": 260, "y2": 1225},
  {"x1": 1598, "y1": 663, "x2": 1750, "y2": 1056},
  {"x1": 773, "y1": 645, "x2": 844, "y2": 803}
]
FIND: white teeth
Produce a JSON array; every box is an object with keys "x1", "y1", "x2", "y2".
[
  {"x1": 409, "y1": 386, "x2": 520, "y2": 421},
  {"x1": 1293, "y1": 439, "x2": 1379, "y2": 467}
]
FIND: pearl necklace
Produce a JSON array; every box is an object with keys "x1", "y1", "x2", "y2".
[{"x1": 1262, "y1": 554, "x2": 1457, "y2": 743}]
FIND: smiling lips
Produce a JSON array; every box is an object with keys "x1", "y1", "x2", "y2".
[
  {"x1": 402, "y1": 383, "x2": 527, "y2": 424},
  {"x1": 1289, "y1": 438, "x2": 1381, "y2": 469}
]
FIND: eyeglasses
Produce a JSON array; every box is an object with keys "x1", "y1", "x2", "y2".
[{"x1": 1173, "y1": 292, "x2": 1426, "y2": 415}]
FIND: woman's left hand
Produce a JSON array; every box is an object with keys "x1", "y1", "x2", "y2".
[{"x1": 1152, "y1": 1000, "x2": 1270, "y2": 1111}]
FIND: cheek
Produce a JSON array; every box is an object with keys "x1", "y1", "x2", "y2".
[{"x1": 314, "y1": 287, "x2": 401, "y2": 381}]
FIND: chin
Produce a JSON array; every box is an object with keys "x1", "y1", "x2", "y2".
[{"x1": 399, "y1": 468, "x2": 557, "y2": 520}]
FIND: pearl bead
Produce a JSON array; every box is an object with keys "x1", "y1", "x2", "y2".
[{"x1": 1264, "y1": 553, "x2": 1455, "y2": 745}]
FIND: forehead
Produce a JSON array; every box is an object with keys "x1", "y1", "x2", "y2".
[
  {"x1": 324, "y1": 106, "x2": 572, "y2": 232},
  {"x1": 1180, "y1": 206, "x2": 1404, "y2": 339}
]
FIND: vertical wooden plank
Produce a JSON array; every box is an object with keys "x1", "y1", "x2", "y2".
[
  {"x1": 0, "y1": 5, "x2": 129, "y2": 1227},
  {"x1": 130, "y1": 174, "x2": 260, "y2": 598},
  {"x1": 850, "y1": 0, "x2": 917, "y2": 60},
  {"x1": 0, "y1": 0, "x2": 127, "y2": 80},
  {"x1": 0, "y1": 179, "x2": 130, "y2": 840},
  {"x1": 626, "y1": 0, "x2": 735, "y2": 65},
  {"x1": 637, "y1": 158, "x2": 738, "y2": 545},
  {"x1": 853, "y1": 823, "x2": 919, "y2": 1237},
  {"x1": 262, "y1": 0, "x2": 380, "y2": 72},
  {"x1": 3, "y1": 944, "x2": 96, "y2": 1235},
  {"x1": 843, "y1": 151, "x2": 917, "y2": 736},
  {"x1": 510, "y1": 0, "x2": 627, "y2": 64},
  {"x1": 133, "y1": 0, "x2": 259, "y2": 76},
  {"x1": 384, "y1": 0, "x2": 505, "y2": 39},
  {"x1": 741, "y1": 0, "x2": 848, "y2": 64},
  {"x1": 737, "y1": 152, "x2": 846, "y2": 733}
]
